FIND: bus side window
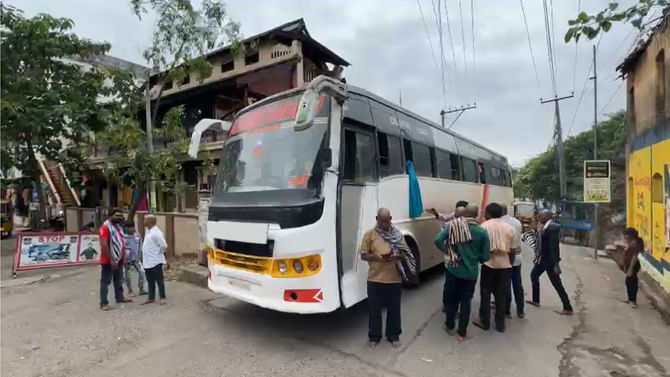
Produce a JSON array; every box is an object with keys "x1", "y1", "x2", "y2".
[
  {"x1": 403, "y1": 139, "x2": 413, "y2": 167},
  {"x1": 477, "y1": 162, "x2": 487, "y2": 184},
  {"x1": 450, "y1": 153, "x2": 461, "y2": 180},
  {"x1": 436, "y1": 149, "x2": 455, "y2": 180},
  {"x1": 377, "y1": 133, "x2": 403, "y2": 177},
  {"x1": 343, "y1": 129, "x2": 376, "y2": 183},
  {"x1": 461, "y1": 157, "x2": 478, "y2": 183},
  {"x1": 411, "y1": 142, "x2": 434, "y2": 177}
]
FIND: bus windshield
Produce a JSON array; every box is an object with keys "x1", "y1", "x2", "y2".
[{"x1": 213, "y1": 93, "x2": 329, "y2": 204}]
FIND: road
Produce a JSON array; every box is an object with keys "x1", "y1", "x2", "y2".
[{"x1": 1, "y1": 236, "x2": 669, "y2": 377}]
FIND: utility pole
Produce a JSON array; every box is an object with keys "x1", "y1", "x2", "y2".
[
  {"x1": 540, "y1": 93, "x2": 573, "y2": 199},
  {"x1": 440, "y1": 104, "x2": 477, "y2": 129},
  {"x1": 145, "y1": 80, "x2": 156, "y2": 212},
  {"x1": 590, "y1": 44, "x2": 599, "y2": 260}
]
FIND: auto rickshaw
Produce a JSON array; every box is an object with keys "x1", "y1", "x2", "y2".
[
  {"x1": 1, "y1": 200, "x2": 13, "y2": 238},
  {"x1": 513, "y1": 201, "x2": 537, "y2": 232}
]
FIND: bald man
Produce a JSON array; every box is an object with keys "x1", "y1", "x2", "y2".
[
  {"x1": 141, "y1": 215, "x2": 168, "y2": 305},
  {"x1": 360, "y1": 207, "x2": 406, "y2": 348}
]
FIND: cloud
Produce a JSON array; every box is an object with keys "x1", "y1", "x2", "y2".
[{"x1": 8, "y1": 0, "x2": 633, "y2": 166}]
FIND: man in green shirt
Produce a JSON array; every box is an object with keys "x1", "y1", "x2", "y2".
[{"x1": 433, "y1": 205, "x2": 490, "y2": 341}]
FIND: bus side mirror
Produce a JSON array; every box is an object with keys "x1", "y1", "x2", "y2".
[{"x1": 295, "y1": 89, "x2": 319, "y2": 131}]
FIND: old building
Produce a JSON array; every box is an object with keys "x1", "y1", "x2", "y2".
[
  {"x1": 618, "y1": 11, "x2": 670, "y2": 294},
  {"x1": 87, "y1": 18, "x2": 348, "y2": 212}
]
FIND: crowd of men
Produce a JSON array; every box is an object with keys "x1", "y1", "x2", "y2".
[
  {"x1": 360, "y1": 202, "x2": 573, "y2": 346},
  {"x1": 98, "y1": 208, "x2": 168, "y2": 311}
]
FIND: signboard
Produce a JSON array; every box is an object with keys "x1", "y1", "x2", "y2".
[
  {"x1": 583, "y1": 160, "x2": 611, "y2": 203},
  {"x1": 12, "y1": 232, "x2": 101, "y2": 275}
]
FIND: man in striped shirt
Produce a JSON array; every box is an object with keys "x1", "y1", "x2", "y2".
[{"x1": 98, "y1": 208, "x2": 132, "y2": 311}]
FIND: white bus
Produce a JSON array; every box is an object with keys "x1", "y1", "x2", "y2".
[{"x1": 192, "y1": 76, "x2": 513, "y2": 313}]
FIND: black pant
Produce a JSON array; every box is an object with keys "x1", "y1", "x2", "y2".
[
  {"x1": 100, "y1": 263, "x2": 124, "y2": 306},
  {"x1": 144, "y1": 264, "x2": 166, "y2": 300},
  {"x1": 444, "y1": 270, "x2": 476, "y2": 337},
  {"x1": 479, "y1": 265, "x2": 512, "y2": 331},
  {"x1": 625, "y1": 275, "x2": 638, "y2": 303},
  {"x1": 367, "y1": 282, "x2": 402, "y2": 342},
  {"x1": 531, "y1": 263, "x2": 573, "y2": 311},
  {"x1": 506, "y1": 265, "x2": 525, "y2": 316}
]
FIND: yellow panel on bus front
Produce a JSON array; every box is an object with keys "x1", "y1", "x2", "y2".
[
  {"x1": 629, "y1": 147, "x2": 652, "y2": 250},
  {"x1": 207, "y1": 248, "x2": 322, "y2": 278}
]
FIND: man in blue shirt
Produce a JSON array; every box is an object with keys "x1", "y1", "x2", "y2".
[{"x1": 123, "y1": 221, "x2": 146, "y2": 297}]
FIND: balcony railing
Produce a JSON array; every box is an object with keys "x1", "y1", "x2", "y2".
[{"x1": 86, "y1": 127, "x2": 227, "y2": 161}]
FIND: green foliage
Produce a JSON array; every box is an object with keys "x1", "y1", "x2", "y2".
[
  {"x1": 0, "y1": 4, "x2": 112, "y2": 177},
  {"x1": 565, "y1": 1, "x2": 668, "y2": 43},
  {"x1": 131, "y1": 0, "x2": 240, "y2": 117},
  {"x1": 514, "y1": 111, "x2": 626, "y2": 209}
]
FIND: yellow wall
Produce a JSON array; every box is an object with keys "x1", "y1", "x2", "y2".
[
  {"x1": 652, "y1": 139, "x2": 670, "y2": 262},
  {"x1": 629, "y1": 148, "x2": 653, "y2": 249}
]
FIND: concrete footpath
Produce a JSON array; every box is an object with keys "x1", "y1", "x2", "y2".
[{"x1": 1, "y1": 237, "x2": 669, "y2": 377}]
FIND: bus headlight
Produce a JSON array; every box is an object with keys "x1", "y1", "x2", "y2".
[
  {"x1": 271, "y1": 255, "x2": 321, "y2": 278},
  {"x1": 277, "y1": 261, "x2": 288, "y2": 275},
  {"x1": 307, "y1": 257, "x2": 320, "y2": 271},
  {"x1": 292, "y1": 260, "x2": 304, "y2": 274}
]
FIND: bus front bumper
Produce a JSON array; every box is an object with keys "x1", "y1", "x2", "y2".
[{"x1": 207, "y1": 264, "x2": 338, "y2": 314}]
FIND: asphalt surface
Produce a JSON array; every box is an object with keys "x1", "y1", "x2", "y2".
[{"x1": 1, "y1": 236, "x2": 669, "y2": 377}]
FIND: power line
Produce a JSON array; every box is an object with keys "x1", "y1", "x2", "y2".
[
  {"x1": 470, "y1": 0, "x2": 476, "y2": 98},
  {"x1": 416, "y1": 0, "x2": 440, "y2": 72},
  {"x1": 542, "y1": 0, "x2": 557, "y2": 95},
  {"x1": 518, "y1": 0, "x2": 542, "y2": 97},
  {"x1": 571, "y1": 0, "x2": 581, "y2": 92},
  {"x1": 443, "y1": 0, "x2": 459, "y2": 92},
  {"x1": 459, "y1": 0, "x2": 468, "y2": 89},
  {"x1": 599, "y1": 81, "x2": 623, "y2": 114},
  {"x1": 550, "y1": 0, "x2": 558, "y2": 84},
  {"x1": 435, "y1": 0, "x2": 447, "y2": 107},
  {"x1": 567, "y1": 35, "x2": 602, "y2": 137}
]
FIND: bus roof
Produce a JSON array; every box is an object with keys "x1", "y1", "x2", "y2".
[{"x1": 346, "y1": 85, "x2": 509, "y2": 167}]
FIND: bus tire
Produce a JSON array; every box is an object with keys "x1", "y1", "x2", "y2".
[{"x1": 403, "y1": 236, "x2": 421, "y2": 287}]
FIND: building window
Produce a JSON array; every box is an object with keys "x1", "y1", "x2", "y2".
[
  {"x1": 461, "y1": 157, "x2": 478, "y2": 183},
  {"x1": 411, "y1": 142, "x2": 434, "y2": 177},
  {"x1": 245, "y1": 52, "x2": 259, "y2": 65},
  {"x1": 377, "y1": 133, "x2": 404, "y2": 177},
  {"x1": 221, "y1": 60, "x2": 234, "y2": 72},
  {"x1": 181, "y1": 74, "x2": 190, "y2": 85},
  {"x1": 652, "y1": 173, "x2": 663, "y2": 203},
  {"x1": 163, "y1": 80, "x2": 173, "y2": 90},
  {"x1": 656, "y1": 49, "x2": 665, "y2": 123}
]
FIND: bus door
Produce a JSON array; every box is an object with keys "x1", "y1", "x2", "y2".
[{"x1": 338, "y1": 124, "x2": 379, "y2": 308}]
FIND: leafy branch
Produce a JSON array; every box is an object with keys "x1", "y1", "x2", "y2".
[{"x1": 565, "y1": 1, "x2": 669, "y2": 43}]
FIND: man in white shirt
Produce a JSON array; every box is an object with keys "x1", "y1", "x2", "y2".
[
  {"x1": 500, "y1": 205, "x2": 524, "y2": 318},
  {"x1": 141, "y1": 215, "x2": 168, "y2": 305}
]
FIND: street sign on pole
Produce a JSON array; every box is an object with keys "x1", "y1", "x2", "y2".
[{"x1": 583, "y1": 160, "x2": 611, "y2": 203}]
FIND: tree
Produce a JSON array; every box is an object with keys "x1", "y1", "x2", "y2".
[
  {"x1": 1, "y1": 4, "x2": 112, "y2": 224},
  {"x1": 564, "y1": 1, "x2": 668, "y2": 43},
  {"x1": 107, "y1": 0, "x2": 240, "y2": 216},
  {"x1": 514, "y1": 111, "x2": 626, "y2": 204}
]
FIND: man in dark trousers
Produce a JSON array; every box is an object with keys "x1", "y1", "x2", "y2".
[
  {"x1": 98, "y1": 208, "x2": 132, "y2": 311},
  {"x1": 527, "y1": 210, "x2": 574, "y2": 315},
  {"x1": 433, "y1": 205, "x2": 489, "y2": 341},
  {"x1": 360, "y1": 208, "x2": 406, "y2": 348}
]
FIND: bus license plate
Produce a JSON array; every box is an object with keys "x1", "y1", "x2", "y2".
[{"x1": 228, "y1": 278, "x2": 251, "y2": 291}]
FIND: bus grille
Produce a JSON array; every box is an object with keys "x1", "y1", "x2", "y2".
[{"x1": 209, "y1": 249, "x2": 270, "y2": 274}]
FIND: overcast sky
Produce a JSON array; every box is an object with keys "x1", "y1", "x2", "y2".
[{"x1": 9, "y1": 0, "x2": 643, "y2": 166}]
